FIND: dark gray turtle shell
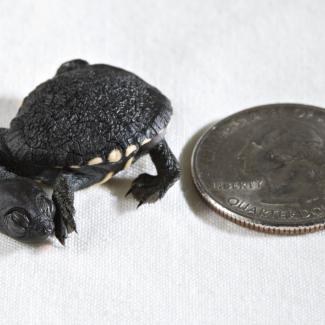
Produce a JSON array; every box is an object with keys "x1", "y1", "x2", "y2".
[{"x1": 6, "y1": 64, "x2": 172, "y2": 166}]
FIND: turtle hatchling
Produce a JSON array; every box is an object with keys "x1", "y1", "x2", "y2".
[{"x1": 0, "y1": 59, "x2": 180, "y2": 244}]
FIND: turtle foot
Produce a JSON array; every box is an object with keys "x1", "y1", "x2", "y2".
[{"x1": 126, "y1": 173, "x2": 170, "y2": 207}]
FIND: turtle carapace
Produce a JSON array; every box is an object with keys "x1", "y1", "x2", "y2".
[{"x1": 0, "y1": 59, "x2": 180, "y2": 244}]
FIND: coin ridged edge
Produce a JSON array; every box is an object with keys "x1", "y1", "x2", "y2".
[{"x1": 196, "y1": 185, "x2": 325, "y2": 235}]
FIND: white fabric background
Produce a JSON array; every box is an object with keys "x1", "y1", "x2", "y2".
[{"x1": 0, "y1": 1, "x2": 325, "y2": 324}]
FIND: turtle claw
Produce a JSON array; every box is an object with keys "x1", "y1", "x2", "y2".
[
  {"x1": 58, "y1": 236, "x2": 66, "y2": 246},
  {"x1": 128, "y1": 173, "x2": 167, "y2": 206},
  {"x1": 53, "y1": 212, "x2": 74, "y2": 245},
  {"x1": 137, "y1": 201, "x2": 144, "y2": 208},
  {"x1": 125, "y1": 188, "x2": 133, "y2": 197},
  {"x1": 53, "y1": 210, "x2": 68, "y2": 246},
  {"x1": 66, "y1": 218, "x2": 77, "y2": 234},
  {"x1": 54, "y1": 200, "x2": 76, "y2": 234}
]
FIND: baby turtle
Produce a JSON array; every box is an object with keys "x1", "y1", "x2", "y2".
[{"x1": 0, "y1": 59, "x2": 180, "y2": 244}]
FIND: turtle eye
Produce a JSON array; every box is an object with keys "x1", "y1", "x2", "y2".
[{"x1": 5, "y1": 209, "x2": 30, "y2": 237}]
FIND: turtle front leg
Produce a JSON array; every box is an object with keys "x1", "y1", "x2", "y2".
[
  {"x1": 52, "y1": 172, "x2": 100, "y2": 245},
  {"x1": 127, "y1": 139, "x2": 180, "y2": 207}
]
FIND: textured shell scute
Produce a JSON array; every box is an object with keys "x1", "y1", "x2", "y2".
[{"x1": 7, "y1": 64, "x2": 172, "y2": 166}]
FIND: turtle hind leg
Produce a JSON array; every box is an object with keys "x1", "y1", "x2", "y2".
[
  {"x1": 56, "y1": 59, "x2": 89, "y2": 76},
  {"x1": 127, "y1": 139, "x2": 180, "y2": 207},
  {"x1": 52, "y1": 171, "x2": 101, "y2": 245}
]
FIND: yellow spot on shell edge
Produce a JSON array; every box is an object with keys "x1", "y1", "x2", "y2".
[
  {"x1": 108, "y1": 149, "x2": 122, "y2": 162},
  {"x1": 141, "y1": 138, "x2": 151, "y2": 146},
  {"x1": 70, "y1": 165, "x2": 81, "y2": 169},
  {"x1": 124, "y1": 157, "x2": 134, "y2": 170},
  {"x1": 88, "y1": 157, "x2": 103, "y2": 165},
  {"x1": 98, "y1": 171, "x2": 114, "y2": 185},
  {"x1": 125, "y1": 144, "x2": 137, "y2": 157}
]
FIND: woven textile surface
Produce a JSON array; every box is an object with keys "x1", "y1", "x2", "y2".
[{"x1": 0, "y1": 1, "x2": 325, "y2": 324}]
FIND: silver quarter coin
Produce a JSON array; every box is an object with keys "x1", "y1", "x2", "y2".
[{"x1": 192, "y1": 103, "x2": 325, "y2": 234}]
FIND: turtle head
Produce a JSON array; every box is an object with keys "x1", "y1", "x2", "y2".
[{"x1": 0, "y1": 178, "x2": 55, "y2": 242}]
